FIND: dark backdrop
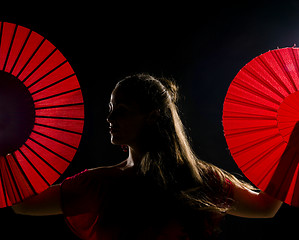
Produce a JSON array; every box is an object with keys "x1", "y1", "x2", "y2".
[{"x1": 1, "y1": 1, "x2": 299, "y2": 239}]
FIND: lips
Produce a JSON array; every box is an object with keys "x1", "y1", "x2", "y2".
[{"x1": 109, "y1": 126, "x2": 120, "y2": 134}]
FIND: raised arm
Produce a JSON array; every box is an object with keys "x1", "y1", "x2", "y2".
[
  {"x1": 227, "y1": 122, "x2": 299, "y2": 218},
  {"x1": 227, "y1": 184, "x2": 282, "y2": 218},
  {"x1": 12, "y1": 184, "x2": 62, "y2": 216}
]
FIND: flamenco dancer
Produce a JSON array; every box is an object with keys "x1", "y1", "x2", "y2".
[{"x1": 13, "y1": 73, "x2": 285, "y2": 239}]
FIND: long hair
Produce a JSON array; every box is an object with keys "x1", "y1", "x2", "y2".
[{"x1": 114, "y1": 73, "x2": 251, "y2": 213}]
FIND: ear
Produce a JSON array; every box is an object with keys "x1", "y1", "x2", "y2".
[{"x1": 146, "y1": 110, "x2": 160, "y2": 125}]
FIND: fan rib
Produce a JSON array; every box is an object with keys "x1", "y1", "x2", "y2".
[
  {"x1": 35, "y1": 115, "x2": 84, "y2": 121},
  {"x1": 34, "y1": 122, "x2": 82, "y2": 135},
  {"x1": 258, "y1": 55, "x2": 291, "y2": 95},
  {"x1": 225, "y1": 125, "x2": 277, "y2": 138},
  {"x1": 27, "y1": 60, "x2": 68, "y2": 89},
  {"x1": 3, "y1": 24, "x2": 18, "y2": 71},
  {"x1": 15, "y1": 37, "x2": 46, "y2": 79},
  {"x1": 33, "y1": 88, "x2": 81, "y2": 103},
  {"x1": 30, "y1": 73, "x2": 76, "y2": 95},
  {"x1": 22, "y1": 48, "x2": 58, "y2": 84},
  {"x1": 17, "y1": 148, "x2": 51, "y2": 186},
  {"x1": 4, "y1": 156, "x2": 22, "y2": 202},
  {"x1": 23, "y1": 142, "x2": 63, "y2": 174},
  {"x1": 9, "y1": 30, "x2": 32, "y2": 74},
  {"x1": 11, "y1": 153, "x2": 37, "y2": 195},
  {"x1": 28, "y1": 137, "x2": 71, "y2": 164},
  {"x1": 243, "y1": 67, "x2": 285, "y2": 99},
  {"x1": 223, "y1": 111, "x2": 276, "y2": 121},
  {"x1": 32, "y1": 129, "x2": 77, "y2": 150}
]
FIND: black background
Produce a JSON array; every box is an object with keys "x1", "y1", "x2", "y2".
[{"x1": 1, "y1": 1, "x2": 299, "y2": 239}]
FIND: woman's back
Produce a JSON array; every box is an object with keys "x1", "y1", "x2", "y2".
[{"x1": 61, "y1": 162, "x2": 221, "y2": 239}]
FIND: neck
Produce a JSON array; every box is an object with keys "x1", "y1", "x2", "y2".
[{"x1": 127, "y1": 146, "x2": 146, "y2": 167}]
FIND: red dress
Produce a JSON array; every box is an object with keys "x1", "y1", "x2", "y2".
[{"x1": 60, "y1": 161, "x2": 231, "y2": 239}]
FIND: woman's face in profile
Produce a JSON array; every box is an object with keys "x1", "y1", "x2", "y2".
[{"x1": 107, "y1": 87, "x2": 148, "y2": 147}]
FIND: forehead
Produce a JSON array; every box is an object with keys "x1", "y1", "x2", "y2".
[{"x1": 110, "y1": 87, "x2": 138, "y2": 107}]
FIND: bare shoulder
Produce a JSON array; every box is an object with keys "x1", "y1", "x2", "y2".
[{"x1": 87, "y1": 159, "x2": 129, "y2": 176}]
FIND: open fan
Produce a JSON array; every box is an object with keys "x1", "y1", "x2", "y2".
[
  {"x1": 0, "y1": 22, "x2": 84, "y2": 207},
  {"x1": 223, "y1": 47, "x2": 299, "y2": 207}
]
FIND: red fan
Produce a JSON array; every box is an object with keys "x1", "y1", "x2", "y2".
[
  {"x1": 0, "y1": 22, "x2": 84, "y2": 208},
  {"x1": 223, "y1": 47, "x2": 299, "y2": 207}
]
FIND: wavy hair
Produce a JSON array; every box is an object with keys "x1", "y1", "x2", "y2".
[{"x1": 114, "y1": 73, "x2": 251, "y2": 213}]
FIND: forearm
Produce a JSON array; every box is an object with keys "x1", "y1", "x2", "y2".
[
  {"x1": 12, "y1": 184, "x2": 62, "y2": 216},
  {"x1": 227, "y1": 185, "x2": 282, "y2": 218}
]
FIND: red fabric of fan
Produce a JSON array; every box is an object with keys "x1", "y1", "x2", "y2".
[
  {"x1": 0, "y1": 22, "x2": 84, "y2": 207},
  {"x1": 223, "y1": 47, "x2": 299, "y2": 207}
]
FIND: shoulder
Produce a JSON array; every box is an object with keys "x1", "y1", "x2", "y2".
[
  {"x1": 71, "y1": 160, "x2": 131, "y2": 180},
  {"x1": 87, "y1": 159, "x2": 129, "y2": 177},
  {"x1": 62, "y1": 160, "x2": 129, "y2": 189}
]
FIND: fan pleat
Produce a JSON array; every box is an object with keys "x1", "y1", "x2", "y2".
[
  {"x1": 272, "y1": 49, "x2": 298, "y2": 92},
  {"x1": 9, "y1": 29, "x2": 32, "y2": 75},
  {"x1": 35, "y1": 117, "x2": 84, "y2": 133},
  {"x1": 0, "y1": 22, "x2": 16, "y2": 71},
  {"x1": 232, "y1": 78, "x2": 281, "y2": 105},
  {"x1": 18, "y1": 40, "x2": 55, "y2": 81},
  {"x1": 21, "y1": 48, "x2": 58, "y2": 84},
  {"x1": 0, "y1": 166, "x2": 7, "y2": 208},
  {"x1": 5, "y1": 155, "x2": 30, "y2": 202},
  {"x1": 257, "y1": 55, "x2": 293, "y2": 95},
  {"x1": 15, "y1": 38, "x2": 46, "y2": 79},
  {"x1": 10, "y1": 30, "x2": 43, "y2": 77},
  {"x1": 243, "y1": 65, "x2": 286, "y2": 100},
  {"x1": 29, "y1": 130, "x2": 77, "y2": 161},
  {"x1": 2, "y1": 23, "x2": 18, "y2": 71},
  {"x1": 20, "y1": 143, "x2": 60, "y2": 183},
  {"x1": 25, "y1": 137, "x2": 71, "y2": 171},
  {"x1": 4, "y1": 25, "x2": 30, "y2": 73},
  {"x1": 10, "y1": 153, "x2": 36, "y2": 196},
  {"x1": 32, "y1": 125, "x2": 80, "y2": 149},
  {"x1": 34, "y1": 88, "x2": 81, "y2": 103},
  {"x1": 0, "y1": 158, "x2": 10, "y2": 206},
  {"x1": 2, "y1": 157, "x2": 20, "y2": 205},
  {"x1": 35, "y1": 105, "x2": 84, "y2": 119},
  {"x1": 15, "y1": 149, "x2": 50, "y2": 192},
  {"x1": 30, "y1": 73, "x2": 76, "y2": 95},
  {"x1": 223, "y1": 111, "x2": 277, "y2": 121}
]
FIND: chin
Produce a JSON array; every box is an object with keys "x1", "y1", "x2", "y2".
[{"x1": 110, "y1": 136, "x2": 125, "y2": 145}]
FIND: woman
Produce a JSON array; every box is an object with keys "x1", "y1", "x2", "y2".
[{"x1": 13, "y1": 73, "x2": 283, "y2": 239}]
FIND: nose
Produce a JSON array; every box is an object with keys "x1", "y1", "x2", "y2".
[{"x1": 106, "y1": 111, "x2": 114, "y2": 124}]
